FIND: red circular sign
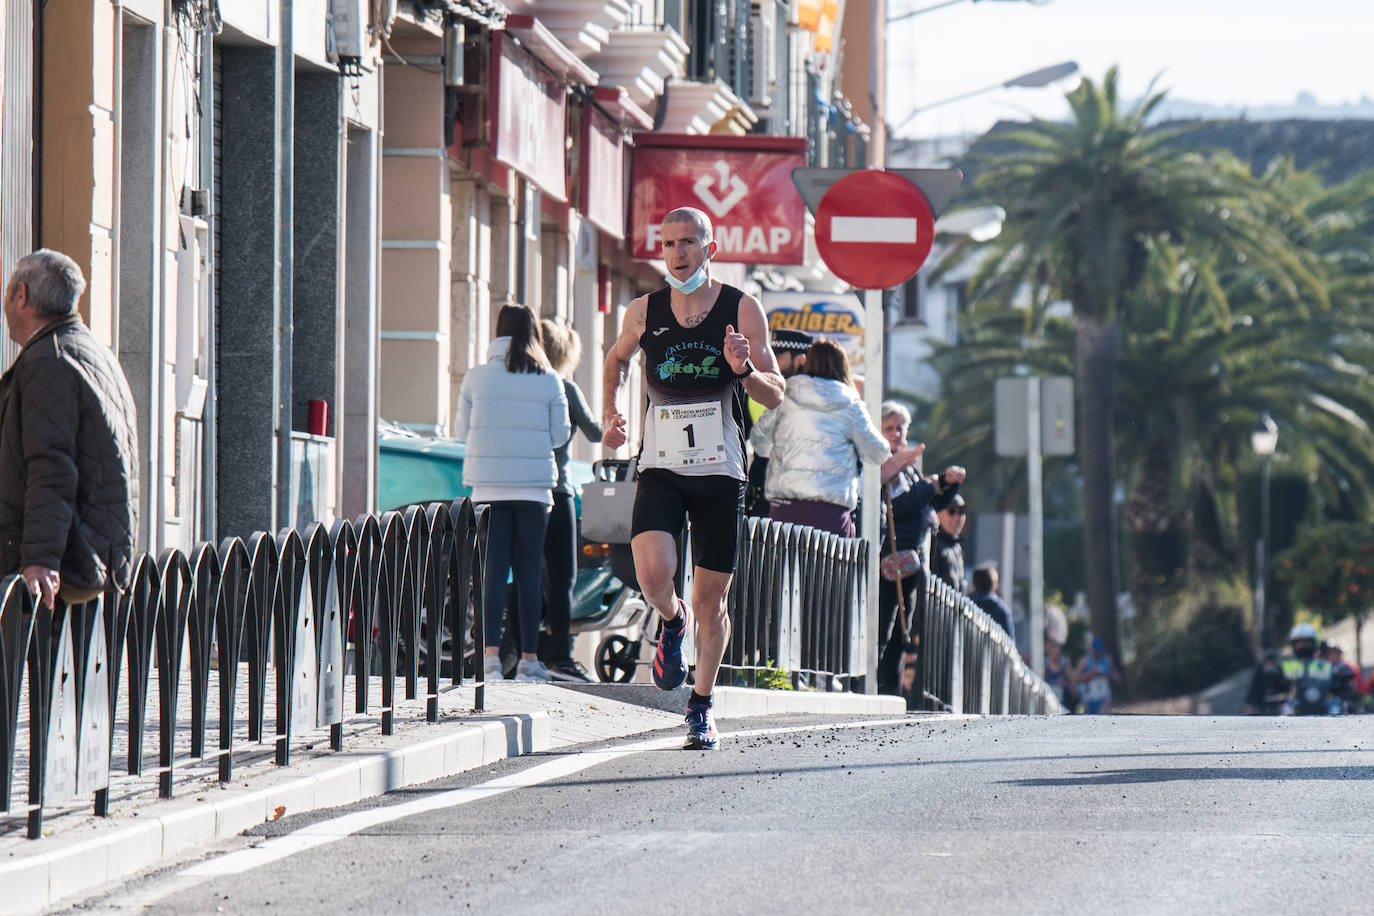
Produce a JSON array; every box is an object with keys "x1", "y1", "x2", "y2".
[{"x1": 814, "y1": 170, "x2": 936, "y2": 290}]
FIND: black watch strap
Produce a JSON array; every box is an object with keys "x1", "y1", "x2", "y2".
[{"x1": 736, "y1": 358, "x2": 756, "y2": 379}]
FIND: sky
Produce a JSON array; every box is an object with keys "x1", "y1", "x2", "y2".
[{"x1": 883, "y1": 0, "x2": 1374, "y2": 142}]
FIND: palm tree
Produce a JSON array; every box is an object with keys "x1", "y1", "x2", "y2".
[{"x1": 940, "y1": 68, "x2": 1325, "y2": 661}]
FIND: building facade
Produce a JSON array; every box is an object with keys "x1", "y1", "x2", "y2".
[{"x1": 2, "y1": 0, "x2": 883, "y2": 558}]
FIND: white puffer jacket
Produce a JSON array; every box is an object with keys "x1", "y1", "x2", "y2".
[
  {"x1": 454, "y1": 337, "x2": 570, "y2": 489},
  {"x1": 749, "y1": 375, "x2": 890, "y2": 510}
]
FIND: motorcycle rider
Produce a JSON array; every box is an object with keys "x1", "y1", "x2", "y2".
[
  {"x1": 1321, "y1": 642, "x2": 1362, "y2": 714},
  {"x1": 1280, "y1": 623, "x2": 1337, "y2": 715},
  {"x1": 1244, "y1": 648, "x2": 1290, "y2": 715}
]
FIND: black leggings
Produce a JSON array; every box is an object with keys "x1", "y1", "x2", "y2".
[
  {"x1": 877, "y1": 573, "x2": 920, "y2": 695},
  {"x1": 481, "y1": 501, "x2": 550, "y2": 655},
  {"x1": 542, "y1": 491, "x2": 577, "y2": 662}
]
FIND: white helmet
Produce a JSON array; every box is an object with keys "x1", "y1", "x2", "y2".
[{"x1": 1289, "y1": 622, "x2": 1319, "y2": 642}]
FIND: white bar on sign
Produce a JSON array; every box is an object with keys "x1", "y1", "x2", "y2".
[{"x1": 830, "y1": 216, "x2": 918, "y2": 244}]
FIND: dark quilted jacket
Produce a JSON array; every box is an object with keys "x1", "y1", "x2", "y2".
[{"x1": 0, "y1": 315, "x2": 139, "y2": 593}]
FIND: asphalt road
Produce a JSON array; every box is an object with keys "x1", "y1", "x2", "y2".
[{"x1": 71, "y1": 713, "x2": 1374, "y2": 915}]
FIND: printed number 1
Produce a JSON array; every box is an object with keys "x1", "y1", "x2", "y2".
[{"x1": 682, "y1": 423, "x2": 696, "y2": 448}]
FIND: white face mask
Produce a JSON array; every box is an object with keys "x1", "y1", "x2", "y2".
[{"x1": 664, "y1": 260, "x2": 709, "y2": 294}]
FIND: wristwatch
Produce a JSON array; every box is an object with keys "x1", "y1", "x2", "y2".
[{"x1": 735, "y1": 358, "x2": 756, "y2": 379}]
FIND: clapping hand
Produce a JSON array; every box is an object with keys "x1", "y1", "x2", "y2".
[{"x1": 896, "y1": 443, "x2": 925, "y2": 468}]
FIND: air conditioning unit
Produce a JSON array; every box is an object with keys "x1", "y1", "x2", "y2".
[
  {"x1": 750, "y1": 3, "x2": 776, "y2": 109},
  {"x1": 330, "y1": 0, "x2": 369, "y2": 64}
]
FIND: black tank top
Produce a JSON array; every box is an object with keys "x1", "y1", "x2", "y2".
[{"x1": 637, "y1": 285, "x2": 748, "y2": 478}]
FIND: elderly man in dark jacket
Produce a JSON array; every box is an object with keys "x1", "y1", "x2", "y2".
[{"x1": 0, "y1": 249, "x2": 139, "y2": 608}]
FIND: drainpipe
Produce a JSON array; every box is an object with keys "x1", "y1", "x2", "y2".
[
  {"x1": 201, "y1": 19, "x2": 217, "y2": 543},
  {"x1": 275, "y1": 0, "x2": 295, "y2": 530}
]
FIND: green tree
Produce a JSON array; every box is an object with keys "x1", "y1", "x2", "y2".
[{"x1": 942, "y1": 68, "x2": 1324, "y2": 661}]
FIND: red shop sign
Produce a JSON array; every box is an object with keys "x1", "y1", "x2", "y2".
[
  {"x1": 629, "y1": 135, "x2": 806, "y2": 265},
  {"x1": 491, "y1": 31, "x2": 567, "y2": 202}
]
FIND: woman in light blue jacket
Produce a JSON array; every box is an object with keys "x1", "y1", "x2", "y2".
[
  {"x1": 749, "y1": 339, "x2": 891, "y2": 537},
  {"x1": 454, "y1": 304, "x2": 570, "y2": 681}
]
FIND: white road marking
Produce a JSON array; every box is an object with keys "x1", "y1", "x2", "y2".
[
  {"x1": 108, "y1": 716, "x2": 915, "y2": 908},
  {"x1": 830, "y1": 216, "x2": 918, "y2": 244}
]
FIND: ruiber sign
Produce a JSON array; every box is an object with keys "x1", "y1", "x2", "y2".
[{"x1": 629, "y1": 134, "x2": 807, "y2": 265}]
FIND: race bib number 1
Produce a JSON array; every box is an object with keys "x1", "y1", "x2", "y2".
[{"x1": 653, "y1": 401, "x2": 726, "y2": 467}]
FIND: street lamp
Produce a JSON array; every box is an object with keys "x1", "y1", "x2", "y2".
[
  {"x1": 1251, "y1": 412, "x2": 1279, "y2": 649},
  {"x1": 889, "y1": 0, "x2": 1053, "y2": 24},
  {"x1": 890, "y1": 61, "x2": 1079, "y2": 136}
]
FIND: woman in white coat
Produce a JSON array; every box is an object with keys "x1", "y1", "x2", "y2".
[
  {"x1": 454, "y1": 304, "x2": 570, "y2": 681},
  {"x1": 749, "y1": 340, "x2": 891, "y2": 537}
]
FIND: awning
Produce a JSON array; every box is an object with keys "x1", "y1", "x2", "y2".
[{"x1": 489, "y1": 30, "x2": 569, "y2": 201}]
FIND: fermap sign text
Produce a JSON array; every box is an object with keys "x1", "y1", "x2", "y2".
[{"x1": 629, "y1": 134, "x2": 807, "y2": 265}]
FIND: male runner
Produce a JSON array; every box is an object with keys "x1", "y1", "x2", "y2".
[{"x1": 602, "y1": 206, "x2": 784, "y2": 749}]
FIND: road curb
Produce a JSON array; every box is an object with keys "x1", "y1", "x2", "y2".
[{"x1": 0, "y1": 712, "x2": 548, "y2": 915}]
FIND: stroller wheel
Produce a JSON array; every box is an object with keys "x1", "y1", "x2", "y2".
[{"x1": 595, "y1": 634, "x2": 638, "y2": 683}]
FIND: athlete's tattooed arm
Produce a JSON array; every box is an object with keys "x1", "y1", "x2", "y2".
[{"x1": 602, "y1": 294, "x2": 648, "y2": 450}]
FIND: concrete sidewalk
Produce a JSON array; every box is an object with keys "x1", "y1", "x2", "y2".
[{"x1": 0, "y1": 681, "x2": 902, "y2": 914}]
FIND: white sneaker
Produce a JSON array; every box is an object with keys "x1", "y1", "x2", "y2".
[
  {"x1": 515, "y1": 659, "x2": 552, "y2": 682},
  {"x1": 483, "y1": 654, "x2": 506, "y2": 681}
]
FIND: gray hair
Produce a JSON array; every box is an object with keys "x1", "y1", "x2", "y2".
[
  {"x1": 880, "y1": 400, "x2": 911, "y2": 426},
  {"x1": 13, "y1": 249, "x2": 85, "y2": 318},
  {"x1": 661, "y1": 206, "x2": 713, "y2": 242}
]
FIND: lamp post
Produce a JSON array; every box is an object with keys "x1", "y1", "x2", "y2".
[
  {"x1": 1251, "y1": 412, "x2": 1279, "y2": 649},
  {"x1": 889, "y1": 0, "x2": 1053, "y2": 24},
  {"x1": 890, "y1": 61, "x2": 1079, "y2": 137}
]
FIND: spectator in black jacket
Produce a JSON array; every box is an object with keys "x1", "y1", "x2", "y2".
[
  {"x1": 931, "y1": 493, "x2": 967, "y2": 594},
  {"x1": 0, "y1": 249, "x2": 139, "y2": 608},
  {"x1": 969, "y1": 562, "x2": 1015, "y2": 643},
  {"x1": 876, "y1": 400, "x2": 964, "y2": 695}
]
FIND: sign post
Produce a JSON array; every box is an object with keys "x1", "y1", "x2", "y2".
[
  {"x1": 794, "y1": 166, "x2": 961, "y2": 696},
  {"x1": 995, "y1": 376, "x2": 1074, "y2": 673}
]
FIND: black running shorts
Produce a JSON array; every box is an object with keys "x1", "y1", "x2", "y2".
[{"x1": 630, "y1": 468, "x2": 746, "y2": 574}]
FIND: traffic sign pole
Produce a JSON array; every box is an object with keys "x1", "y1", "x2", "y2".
[
  {"x1": 862, "y1": 288, "x2": 883, "y2": 695},
  {"x1": 792, "y1": 166, "x2": 962, "y2": 697}
]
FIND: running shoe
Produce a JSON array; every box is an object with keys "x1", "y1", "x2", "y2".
[
  {"x1": 546, "y1": 659, "x2": 594, "y2": 683},
  {"x1": 483, "y1": 654, "x2": 506, "y2": 681},
  {"x1": 515, "y1": 659, "x2": 553, "y2": 682},
  {"x1": 684, "y1": 701, "x2": 718, "y2": 750},
  {"x1": 652, "y1": 598, "x2": 691, "y2": 691}
]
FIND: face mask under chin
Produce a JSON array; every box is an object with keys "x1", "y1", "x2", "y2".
[{"x1": 665, "y1": 261, "x2": 709, "y2": 294}]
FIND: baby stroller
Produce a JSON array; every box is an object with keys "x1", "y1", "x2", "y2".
[{"x1": 580, "y1": 458, "x2": 694, "y2": 682}]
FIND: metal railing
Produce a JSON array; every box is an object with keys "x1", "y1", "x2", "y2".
[
  {"x1": 1, "y1": 499, "x2": 494, "y2": 840},
  {"x1": 2, "y1": 502, "x2": 1058, "y2": 843},
  {"x1": 913, "y1": 570, "x2": 1064, "y2": 715},
  {"x1": 722, "y1": 517, "x2": 870, "y2": 690}
]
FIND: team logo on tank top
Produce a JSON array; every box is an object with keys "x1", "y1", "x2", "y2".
[{"x1": 654, "y1": 341, "x2": 725, "y2": 383}]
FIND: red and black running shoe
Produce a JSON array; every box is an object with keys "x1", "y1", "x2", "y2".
[{"x1": 651, "y1": 598, "x2": 691, "y2": 691}]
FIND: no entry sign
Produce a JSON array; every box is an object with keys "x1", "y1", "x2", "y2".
[{"x1": 813, "y1": 170, "x2": 937, "y2": 290}]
